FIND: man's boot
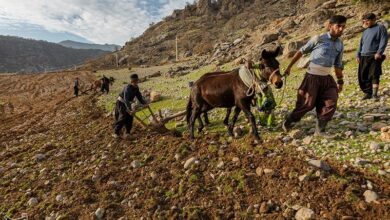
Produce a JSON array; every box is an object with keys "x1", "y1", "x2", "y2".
[
  {"x1": 123, "y1": 133, "x2": 131, "y2": 140},
  {"x1": 372, "y1": 87, "x2": 379, "y2": 101},
  {"x1": 282, "y1": 114, "x2": 295, "y2": 132},
  {"x1": 314, "y1": 119, "x2": 334, "y2": 138},
  {"x1": 362, "y1": 93, "x2": 372, "y2": 100}
]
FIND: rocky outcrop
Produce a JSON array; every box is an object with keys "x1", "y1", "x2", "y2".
[
  {"x1": 197, "y1": 0, "x2": 214, "y2": 15},
  {"x1": 283, "y1": 38, "x2": 308, "y2": 58},
  {"x1": 86, "y1": 0, "x2": 390, "y2": 69}
]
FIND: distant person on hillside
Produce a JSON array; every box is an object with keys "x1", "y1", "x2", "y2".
[
  {"x1": 356, "y1": 13, "x2": 388, "y2": 100},
  {"x1": 113, "y1": 73, "x2": 148, "y2": 139},
  {"x1": 283, "y1": 15, "x2": 347, "y2": 137},
  {"x1": 74, "y1": 77, "x2": 80, "y2": 97},
  {"x1": 101, "y1": 75, "x2": 110, "y2": 94}
]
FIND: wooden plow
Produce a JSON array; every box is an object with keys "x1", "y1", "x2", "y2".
[{"x1": 132, "y1": 106, "x2": 186, "y2": 133}]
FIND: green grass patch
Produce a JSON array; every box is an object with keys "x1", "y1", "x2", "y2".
[{"x1": 94, "y1": 18, "x2": 390, "y2": 172}]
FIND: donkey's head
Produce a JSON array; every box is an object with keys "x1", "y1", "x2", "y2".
[
  {"x1": 109, "y1": 76, "x2": 115, "y2": 85},
  {"x1": 258, "y1": 47, "x2": 283, "y2": 89}
]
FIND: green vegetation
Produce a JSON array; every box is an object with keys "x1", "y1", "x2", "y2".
[{"x1": 96, "y1": 17, "x2": 390, "y2": 172}]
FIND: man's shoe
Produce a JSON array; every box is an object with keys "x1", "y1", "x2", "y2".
[
  {"x1": 362, "y1": 93, "x2": 372, "y2": 100},
  {"x1": 112, "y1": 133, "x2": 120, "y2": 139},
  {"x1": 123, "y1": 133, "x2": 131, "y2": 140},
  {"x1": 315, "y1": 119, "x2": 327, "y2": 133},
  {"x1": 314, "y1": 119, "x2": 335, "y2": 138},
  {"x1": 373, "y1": 94, "x2": 380, "y2": 101},
  {"x1": 282, "y1": 115, "x2": 294, "y2": 132}
]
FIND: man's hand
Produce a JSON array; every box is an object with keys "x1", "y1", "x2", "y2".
[
  {"x1": 127, "y1": 109, "x2": 135, "y2": 115},
  {"x1": 356, "y1": 57, "x2": 360, "y2": 63},
  {"x1": 284, "y1": 66, "x2": 292, "y2": 76},
  {"x1": 337, "y1": 84, "x2": 343, "y2": 93},
  {"x1": 374, "y1": 53, "x2": 382, "y2": 60}
]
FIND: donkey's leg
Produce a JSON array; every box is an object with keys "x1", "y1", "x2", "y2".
[
  {"x1": 197, "y1": 113, "x2": 205, "y2": 133},
  {"x1": 223, "y1": 108, "x2": 232, "y2": 126},
  {"x1": 190, "y1": 106, "x2": 202, "y2": 140},
  {"x1": 240, "y1": 103, "x2": 260, "y2": 140},
  {"x1": 228, "y1": 107, "x2": 241, "y2": 136},
  {"x1": 203, "y1": 111, "x2": 210, "y2": 126}
]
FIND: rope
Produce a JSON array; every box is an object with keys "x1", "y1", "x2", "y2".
[
  {"x1": 277, "y1": 73, "x2": 288, "y2": 107},
  {"x1": 243, "y1": 67, "x2": 269, "y2": 97}
]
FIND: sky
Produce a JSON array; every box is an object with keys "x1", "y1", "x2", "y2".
[{"x1": 0, "y1": 0, "x2": 195, "y2": 45}]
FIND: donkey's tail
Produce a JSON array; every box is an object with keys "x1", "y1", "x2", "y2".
[{"x1": 186, "y1": 97, "x2": 192, "y2": 125}]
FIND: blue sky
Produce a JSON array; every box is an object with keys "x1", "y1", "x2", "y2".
[{"x1": 0, "y1": 0, "x2": 194, "y2": 45}]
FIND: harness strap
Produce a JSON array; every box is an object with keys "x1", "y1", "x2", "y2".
[{"x1": 267, "y1": 68, "x2": 279, "y2": 85}]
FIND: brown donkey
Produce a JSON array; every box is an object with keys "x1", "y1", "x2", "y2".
[{"x1": 186, "y1": 47, "x2": 283, "y2": 140}]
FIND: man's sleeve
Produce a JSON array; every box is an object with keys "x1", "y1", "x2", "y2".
[
  {"x1": 334, "y1": 43, "x2": 344, "y2": 70},
  {"x1": 135, "y1": 88, "x2": 147, "y2": 105},
  {"x1": 123, "y1": 86, "x2": 132, "y2": 111},
  {"x1": 357, "y1": 35, "x2": 363, "y2": 58},
  {"x1": 300, "y1": 35, "x2": 318, "y2": 55},
  {"x1": 377, "y1": 25, "x2": 389, "y2": 55}
]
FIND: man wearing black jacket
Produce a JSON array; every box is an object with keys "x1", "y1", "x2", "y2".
[
  {"x1": 74, "y1": 77, "x2": 80, "y2": 97},
  {"x1": 113, "y1": 74, "x2": 148, "y2": 139},
  {"x1": 357, "y1": 13, "x2": 388, "y2": 100},
  {"x1": 101, "y1": 75, "x2": 110, "y2": 94}
]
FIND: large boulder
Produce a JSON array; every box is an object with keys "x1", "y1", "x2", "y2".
[
  {"x1": 150, "y1": 91, "x2": 162, "y2": 103},
  {"x1": 381, "y1": 126, "x2": 390, "y2": 142},
  {"x1": 299, "y1": 9, "x2": 333, "y2": 29},
  {"x1": 259, "y1": 33, "x2": 279, "y2": 45},
  {"x1": 283, "y1": 39, "x2": 308, "y2": 58}
]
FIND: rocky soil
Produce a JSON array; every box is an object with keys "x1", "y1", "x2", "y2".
[{"x1": 0, "y1": 70, "x2": 389, "y2": 219}]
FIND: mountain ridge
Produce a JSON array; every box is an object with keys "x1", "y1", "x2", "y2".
[
  {"x1": 0, "y1": 35, "x2": 109, "y2": 73},
  {"x1": 58, "y1": 40, "x2": 121, "y2": 52}
]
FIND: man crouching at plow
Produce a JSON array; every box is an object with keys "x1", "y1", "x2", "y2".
[{"x1": 113, "y1": 73, "x2": 148, "y2": 139}]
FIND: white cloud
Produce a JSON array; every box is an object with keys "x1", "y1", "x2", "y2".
[
  {"x1": 0, "y1": 0, "x2": 195, "y2": 45},
  {"x1": 158, "y1": 0, "x2": 193, "y2": 17}
]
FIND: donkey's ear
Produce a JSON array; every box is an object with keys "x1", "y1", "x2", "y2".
[
  {"x1": 273, "y1": 46, "x2": 281, "y2": 57},
  {"x1": 261, "y1": 49, "x2": 269, "y2": 59}
]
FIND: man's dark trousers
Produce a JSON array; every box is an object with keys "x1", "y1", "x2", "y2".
[{"x1": 114, "y1": 100, "x2": 133, "y2": 135}]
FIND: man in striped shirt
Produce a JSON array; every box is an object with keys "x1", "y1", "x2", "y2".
[{"x1": 282, "y1": 15, "x2": 347, "y2": 136}]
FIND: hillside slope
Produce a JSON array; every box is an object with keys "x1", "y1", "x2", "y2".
[
  {"x1": 86, "y1": 0, "x2": 389, "y2": 69},
  {"x1": 0, "y1": 36, "x2": 109, "y2": 73}
]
